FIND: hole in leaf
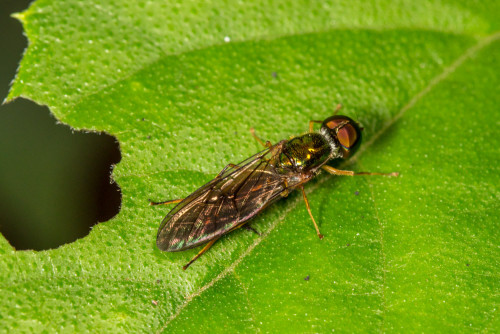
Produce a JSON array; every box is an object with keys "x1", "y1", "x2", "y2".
[{"x1": 0, "y1": 98, "x2": 122, "y2": 250}]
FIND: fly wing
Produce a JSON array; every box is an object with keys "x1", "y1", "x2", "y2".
[{"x1": 157, "y1": 142, "x2": 287, "y2": 252}]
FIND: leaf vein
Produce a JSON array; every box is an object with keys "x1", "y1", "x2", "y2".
[
  {"x1": 156, "y1": 30, "x2": 500, "y2": 332},
  {"x1": 233, "y1": 272, "x2": 260, "y2": 333}
]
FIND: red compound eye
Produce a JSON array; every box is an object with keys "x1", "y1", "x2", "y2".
[{"x1": 337, "y1": 123, "x2": 358, "y2": 149}]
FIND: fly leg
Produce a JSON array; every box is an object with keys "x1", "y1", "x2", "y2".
[
  {"x1": 299, "y1": 185, "x2": 324, "y2": 239},
  {"x1": 249, "y1": 128, "x2": 273, "y2": 148},
  {"x1": 150, "y1": 164, "x2": 240, "y2": 205},
  {"x1": 308, "y1": 104, "x2": 343, "y2": 132},
  {"x1": 322, "y1": 165, "x2": 399, "y2": 177},
  {"x1": 243, "y1": 224, "x2": 261, "y2": 236},
  {"x1": 149, "y1": 199, "x2": 183, "y2": 206},
  {"x1": 183, "y1": 238, "x2": 219, "y2": 270},
  {"x1": 183, "y1": 221, "x2": 259, "y2": 269},
  {"x1": 308, "y1": 120, "x2": 322, "y2": 133}
]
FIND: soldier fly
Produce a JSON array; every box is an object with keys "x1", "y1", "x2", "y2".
[{"x1": 151, "y1": 105, "x2": 398, "y2": 269}]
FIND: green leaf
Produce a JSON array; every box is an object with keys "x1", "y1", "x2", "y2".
[{"x1": 2, "y1": 0, "x2": 499, "y2": 332}]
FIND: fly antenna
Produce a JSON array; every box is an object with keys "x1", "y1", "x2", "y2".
[{"x1": 333, "y1": 103, "x2": 343, "y2": 115}]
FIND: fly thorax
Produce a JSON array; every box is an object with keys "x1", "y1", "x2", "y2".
[{"x1": 279, "y1": 133, "x2": 332, "y2": 172}]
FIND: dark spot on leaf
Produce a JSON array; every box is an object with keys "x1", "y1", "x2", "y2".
[
  {"x1": 354, "y1": 191, "x2": 359, "y2": 196},
  {"x1": 346, "y1": 243, "x2": 350, "y2": 247},
  {"x1": 272, "y1": 72, "x2": 278, "y2": 78},
  {"x1": 466, "y1": 263, "x2": 470, "y2": 267},
  {"x1": 304, "y1": 275, "x2": 310, "y2": 281}
]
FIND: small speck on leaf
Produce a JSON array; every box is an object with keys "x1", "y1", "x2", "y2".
[
  {"x1": 152, "y1": 300, "x2": 158, "y2": 306},
  {"x1": 304, "y1": 275, "x2": 310, "y2": 281}
]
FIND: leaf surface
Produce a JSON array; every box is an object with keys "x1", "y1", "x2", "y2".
[{"x1": 2, "y1": 0, "x2": 499, "y2": 332}]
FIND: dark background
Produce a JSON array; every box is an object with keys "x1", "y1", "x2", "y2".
[{"x1": 0, "y1": 0, "x2": 121, "y2": 250}]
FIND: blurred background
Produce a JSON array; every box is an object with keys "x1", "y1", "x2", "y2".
[{"x1": 0, "y1": 0, "x2": 121, "y2": 250}]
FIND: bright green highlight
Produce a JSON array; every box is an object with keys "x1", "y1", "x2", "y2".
[{"x1": 2, "y1": 0, "x2": 499, "y2": 332}]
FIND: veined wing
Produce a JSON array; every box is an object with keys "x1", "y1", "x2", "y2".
[{"x1": 156, "y1": 142, "x2": 287, "y2": 252}]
